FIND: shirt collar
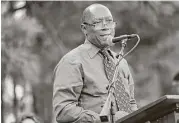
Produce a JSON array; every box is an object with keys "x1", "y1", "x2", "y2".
[{"x1": 84, "y1": 40, "x2": 101, "y2": 59}]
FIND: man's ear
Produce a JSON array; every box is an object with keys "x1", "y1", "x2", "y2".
[{"x1": 81, "y1": 24, "x2": 87, "y2": 36}]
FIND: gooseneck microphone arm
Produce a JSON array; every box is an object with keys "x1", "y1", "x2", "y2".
[
  {"x1": 99, "y1": 34, "x2": 140, "y2": 123},
  {"x1": 116, "y1": 34, "x2": 140, "y2": 62},
  {"x1": 109, "y1": 34, "x2": 140, "y2": 94}
]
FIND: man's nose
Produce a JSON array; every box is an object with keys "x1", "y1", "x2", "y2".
[
  {"x1": 100, "y1": 20, "x2": 109, "y2": 30},
  {"x1": 102, "y1": 20, "x2": 108, "y2": 26}
]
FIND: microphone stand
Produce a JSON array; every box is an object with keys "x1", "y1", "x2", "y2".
[
  {"x1": 99, "y1": 39, "x2": 127, "y2": 123},
  {"x1": 100, "y1": 35, "x2": 140, "y2": 123}
]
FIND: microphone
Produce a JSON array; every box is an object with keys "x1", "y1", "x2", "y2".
[{"x1": 112, "y1": 34, "x2": 137, "y2": 43}]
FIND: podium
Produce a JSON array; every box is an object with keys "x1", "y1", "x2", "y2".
[{"x1": 116, "y1": 95, "x2": 179, "y2": 123}]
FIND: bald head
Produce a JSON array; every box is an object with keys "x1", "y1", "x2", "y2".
[
  {"x1": 81, "y1": 4, "x2": 113, "y2": 24},
  {"x1": 81, "y1": 4, "x2": 115, "y2": 49}
]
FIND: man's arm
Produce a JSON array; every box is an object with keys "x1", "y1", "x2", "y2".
[
  {"x1": 53, "y1": 58, "x2": 100, "y2": 123},
  {"x1": 124, "y1": 60, "x2": 138, "y2": 111}
]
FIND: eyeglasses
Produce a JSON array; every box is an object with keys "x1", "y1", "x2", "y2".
[{"x1": 83, "y1": 20, "x2": 116, "y2": 30}]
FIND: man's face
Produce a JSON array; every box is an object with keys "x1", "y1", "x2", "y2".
[{"x1": 84, "y1": 6, "x2": 115, "y2": 48}]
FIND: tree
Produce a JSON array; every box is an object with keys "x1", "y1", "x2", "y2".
[{"x1": 2, "y1": 1, "x2": 179, "y2": 123}]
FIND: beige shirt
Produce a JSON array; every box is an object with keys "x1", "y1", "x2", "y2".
[{"x1": 53, "y1": 40, "x2": 137, "y2": 123}]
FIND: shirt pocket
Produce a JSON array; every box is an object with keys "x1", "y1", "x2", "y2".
[
  {"x1": 83, "y1": 77, "x2": 108, "y2": 97},
  {"x1": 92, "y1": 82, "x2": 108, "y2": 96}
]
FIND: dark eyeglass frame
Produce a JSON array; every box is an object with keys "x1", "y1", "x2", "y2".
[
  {"x1": 83, "y1": 22, "x2": 96, "y2": 27},
  {"x1": 83, "y1": 21, "x2": 117, "y2": 29}
]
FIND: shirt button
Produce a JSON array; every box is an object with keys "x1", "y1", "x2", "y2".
[
  {"x1": 101, "y1": 99, "x2": 106, "y2": 108},
  {"x1": 106, "y1": 85, "x2": 109, "y2": 90}
]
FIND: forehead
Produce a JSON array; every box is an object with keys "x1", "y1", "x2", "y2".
[{"x1": 88, "y1": 6, "x2": 113, "y2": 21}]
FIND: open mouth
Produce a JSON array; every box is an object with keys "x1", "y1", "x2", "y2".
[{"x1": 97, "y1": 34, "x2": 112, "y2": 41}]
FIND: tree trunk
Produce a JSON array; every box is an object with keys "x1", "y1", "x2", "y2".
[
  {"x1": 12, "y1": 75, "x2": 18, "y2": 122},
  {"x1": 1, "y1": 80, "x2": 4, "y2": 123}
]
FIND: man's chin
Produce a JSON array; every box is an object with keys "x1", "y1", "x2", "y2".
[
  {"x1": 103, "y1": 42, "x2": 114, "y2": 47},
  {"x1": 98, "y1": 35, "x2": 112, "y2": 41},
  {"x1": 97, "y1": 36, "x2": 114, "y2": 47}
]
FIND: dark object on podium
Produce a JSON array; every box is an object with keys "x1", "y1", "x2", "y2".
[{"x1": 116, "y1": 95, "x2": 179, "y2": 123}]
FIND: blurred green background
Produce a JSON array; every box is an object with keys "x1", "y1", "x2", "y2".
[{"x1": 1, "y1": 1, "x2": 179, "y2": 123}]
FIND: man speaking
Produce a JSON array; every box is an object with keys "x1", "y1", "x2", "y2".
[{"x1": 53, "y1": 3, "x2": 138, "y2": 123}]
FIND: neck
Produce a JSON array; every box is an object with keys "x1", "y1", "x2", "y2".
[{"x1": 87, "y1": 39, "x2": 110, "y2": 50}]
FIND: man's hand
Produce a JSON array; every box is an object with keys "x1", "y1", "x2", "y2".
[
  {"x1": 94, "y1": 111, "x2": 129, "y2": 123},
  {"x1": 114, "y1": 111, "x2": 129, "y2": 121}
]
